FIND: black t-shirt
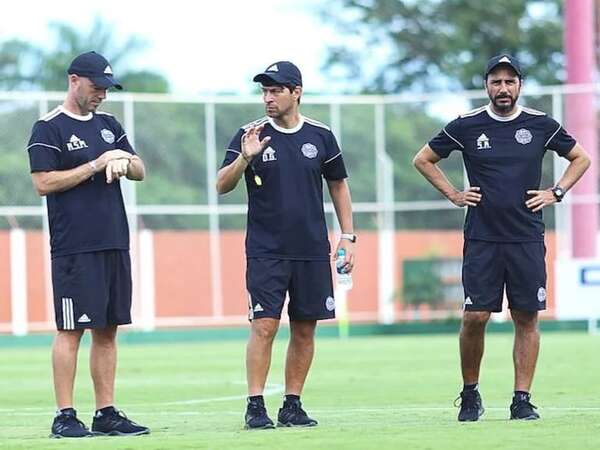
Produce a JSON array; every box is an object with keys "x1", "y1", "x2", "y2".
[
  {"x1": 429, "y1": 104, "x2": 576, "y2": 242},
  {"x1": 221, "y1": 116, "x2": 348, "y2": 260},
  {"x1": 27, "y1": 106, "x2": 135, "y2": 257}
]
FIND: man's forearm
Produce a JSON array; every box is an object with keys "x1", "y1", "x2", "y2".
[
  {"x1": 126, "y1": 155, "x2": 145, "y2": 181},
  {"x1": 328, "y1": 179, "x2": 354, "y2": 232},
  {"x1": 414, "y1": 160, "x2": 459, "y2": 200},
  {"x1": 32, "y1": 162, "x2": 96, "y2": 196},
  {"x1": 216, "y1": 154, "x2": 249, "y2": 194}
]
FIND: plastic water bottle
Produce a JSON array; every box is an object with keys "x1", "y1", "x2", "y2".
[{"x1": 336, "y1": 249, "x2": 353, "y2": 290}]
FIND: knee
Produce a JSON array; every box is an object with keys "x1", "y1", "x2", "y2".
[
  {"x1": 290, "y1": 321, "x2": 316, "y2": 343},
  {"x1": 462, "y1": 312, "x2": 490, "y2": 331},
  {"x1": 91, "y1": 327, "x2": 117, "y2": 347},
  {"x1": 512, "y1": 312, "x2": 538, "y2": 332},
  {"x1": 251, "y1": 320, "x2": 278, "y2": 342}
]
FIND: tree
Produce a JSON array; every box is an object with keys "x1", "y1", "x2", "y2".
[
  {"x1": 320, "y1": 0, "x2": 564, "y2": 93},
  {"x1": 0, "y1": 17, "x2": 169, "y2": 93}
]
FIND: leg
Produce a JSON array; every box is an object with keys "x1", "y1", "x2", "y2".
[
  {"x1": 510, "y1": 310, "x2": 539, "y2": 392},
  {"x1": 459, "y1": 311, "x2": 491, "y2": 384},
  {"x1": 52, "y1": 329, "x2": 85, "y2": 409},
  {"x1": 90, "y1": 325, "x2": 118, "y2": 410},
  {"x1": 285, "y1": 320, "x2": 317, "y2": 395},
  {"x1": 246, "y1": 318, "x2": 280, "y2": 396}
]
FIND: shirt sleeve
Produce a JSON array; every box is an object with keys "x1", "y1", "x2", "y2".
[
  {"x1": 544, "y1": 117, "x2": 576, "y2": 157},
  {"x1": 221, "y1": 128, "x2": 244, "y2": 169},
  {"x1": 27, "y1": 121, "x2": 61, "y2": 172},
  {"x1": 428, "y1": 117, "x2": 464, "y2": 158},
  {"x1": 322, "y1": 131, "x2": 348, "y2": 180},
  {"x1": 111, "y1": 118, "x2": 136, "y2": 155}
]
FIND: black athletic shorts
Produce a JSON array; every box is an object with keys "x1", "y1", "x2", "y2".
[
  {"x1": 462, "y1": 240, "x2": 547, "y2": 312},
  {"x1": 51, "y1": 250, "x2": 132, "y2": 330},
  {"x1": 246, "y1": 258, "x2": 335, "y2": 321}
]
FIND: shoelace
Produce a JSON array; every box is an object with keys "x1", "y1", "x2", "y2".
[
  {"x1": 57, "y1": 414, "x2": 89, "y2": 430},
  {"x1": 453, "y1": 392, "x2": 479, "y2": 409},
  {"x1": 514, "y1": 399, "x2": 537, "y2": 411},
  {"x1": 247, "y1": 403, "x2": 267, "y2": 415},
  {"x1": 284, "y1": 402, "x2": 307, "y2": 416}
]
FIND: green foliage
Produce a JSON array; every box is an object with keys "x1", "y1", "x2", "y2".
[
  {"x1": 403, "y1": 258, "x2": 444, "y2": 306},
  {"x1": 321, "y1": 0, "x2": 563, "y2": 92},
  {"x1": 0, "y1": 17, "x2": 169, "y2": 92}
]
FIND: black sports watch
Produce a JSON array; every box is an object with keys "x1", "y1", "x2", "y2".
[
  {"x1": 340, "y1": 233, "x2": 357, "y2": 243},
  {"x1": 551, "y1": 185, "x2": 565, "y2": 203}
]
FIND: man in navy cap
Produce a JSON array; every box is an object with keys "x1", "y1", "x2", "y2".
[
  {"x1": 217, "y1": 61, "x2": 356, "y2": 429},
  {"x1": 26, "y1": 51, "x2": 149, "y2": 438},
  {"x1": 413, "y1": 54, "x2": 590, "y2": 422}
]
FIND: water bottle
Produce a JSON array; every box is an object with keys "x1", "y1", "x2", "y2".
[{"x1": 336, "y1": 249, "x2": 353, "y2": 290}]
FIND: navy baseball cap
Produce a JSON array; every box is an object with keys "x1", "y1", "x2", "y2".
[
  {"x1": 253, "y1": 61, "x2": 302, "y2": 87},
  {"x1": 67, "y1": 51, "x2": 123, "y2": 90},
  {"x1": 485, "y1": 54, "x2": 522, "y2": 79}
]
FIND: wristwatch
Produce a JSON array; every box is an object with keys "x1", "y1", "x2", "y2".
[
  {"x1": 551, "y1": 185, "x2": 565, "y2": 203},
  {"x1": 340, "y1": 233, "x2": 357, "y2": 243}
]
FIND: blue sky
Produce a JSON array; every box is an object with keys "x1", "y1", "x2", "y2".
[{"x1": 2, "y1": 0, "x2": 344, "y2": 94}]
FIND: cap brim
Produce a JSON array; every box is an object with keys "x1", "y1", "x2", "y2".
[
  {"x1": 486, "y1": 63, "x2": 522, "y2": 78},
  {"x1": 253, "y1": 73, "x2": 288, "y2": 85},
  {"x1": 90, "y1": 75, "x2": 123, "y2": 90}
]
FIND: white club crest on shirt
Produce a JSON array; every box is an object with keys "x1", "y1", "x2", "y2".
[
  {"x1": 262, "y1": 146, "x2": 277, "y2": 162},
  {"x1": 515, "y1": 128, "x2": 533, "y2": 145},
  {"x1": 476, "y1": 133, "x2": 491, "y2": 150},
  {"x1": 101, "y1": 128, "x2": 115, "y2": 144},
  {"x1": 301, "y1": 143, "x2": 318, "y2": 159}
]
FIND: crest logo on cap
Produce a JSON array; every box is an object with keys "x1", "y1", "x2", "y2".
[
  {"x1": 104, "y1": 65, "x2": 113, "y2": 75},
  {"x1": 498, "y1": 56, "x2": 511, "y2": 64},
  {"x1": 267, "y1": 64, "x2": 278, "y2": 72}
]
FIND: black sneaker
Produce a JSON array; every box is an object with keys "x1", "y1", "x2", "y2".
[
  {"x1": 91, "y1": 407, "x2": 150, "y2": 436},
  {"x1": 245, "y1": 398, "x2": 275, "y2": 430},
  {"x1": 277, "y1": 399, "x2": 318, "y2": 427},
  {"x1": 50, "y1": 408, "x2": 93, "y2": 438},
  {"x1": 510, "y1": 392, "x2": 540, "y2": 420},
  {"x1": 455, "y1": 389, "x2": 485, "y2": 422}
]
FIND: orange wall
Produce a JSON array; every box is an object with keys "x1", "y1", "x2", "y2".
[
  {"x1": 0, "y1": 230, "x2": 558, "y2": 329},
  {"x1": 0, "y1": 233, "x2": 10, "y2": 322}
]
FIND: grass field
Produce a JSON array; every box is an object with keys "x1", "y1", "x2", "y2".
[{"x1": 0, "y1": 331, "x2": 598, "y2": 449}]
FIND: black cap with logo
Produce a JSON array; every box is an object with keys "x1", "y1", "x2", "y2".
[
  {"x1": 67, "y1": 51, "x2": 123, "y2": 90},
  {"x1": 253, "y1": 61, "x2": 302, "y2": 87},
  {"x1": 484, "y1": 54, "x2": 523, "y2": 79}
]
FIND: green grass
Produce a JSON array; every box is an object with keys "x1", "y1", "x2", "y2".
[{"x1": 0, "y1": 332, "x2": 599, "y2": 449}]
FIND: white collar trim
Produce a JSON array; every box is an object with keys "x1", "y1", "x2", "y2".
[
  {"x1": 485, "y1": 104, "x2": 522, "y2": 122},
  {"x1": 60, "y1": 105, "x2": 93, "y2": 121},
  {"x1": 268, "y1": 115, "x2": 304, "y2": 134}
]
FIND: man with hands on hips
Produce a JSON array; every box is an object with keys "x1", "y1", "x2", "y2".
[{"x1": 413, "y1": 54, "x2": 590, "y2": 422}]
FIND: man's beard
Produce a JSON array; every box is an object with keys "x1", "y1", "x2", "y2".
[{"x1": 491, "y1": 94, "x2": 518, "y2": 113}]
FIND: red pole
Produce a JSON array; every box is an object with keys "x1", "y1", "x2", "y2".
[{"x1": 565, "y1": 0, "x2": 598, "y2": 257}]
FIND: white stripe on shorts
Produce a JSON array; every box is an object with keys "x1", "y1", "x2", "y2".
[{"x1": 62, "y1": 297, "x2": 74, "y2": 330}]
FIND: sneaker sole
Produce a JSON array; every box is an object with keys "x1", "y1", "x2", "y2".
[
  {"x1": 510, "y1": 415, "x2": 540, "y2": 421},
  {"x1": 92, "y1": 429, "x2": 150, "y2": 436},
  {"x1": 49, "y1": 433, "x2": 93, "y2": 439},
  {"x1": 244, "y1": 424, "x2": 275, "y2": 430},
  {"x1": 277, "y1": 421, "x2": 318, "y2": 428},
  {"x1": 458, "y1": 408, "x2": 485, "y2": 422}
]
